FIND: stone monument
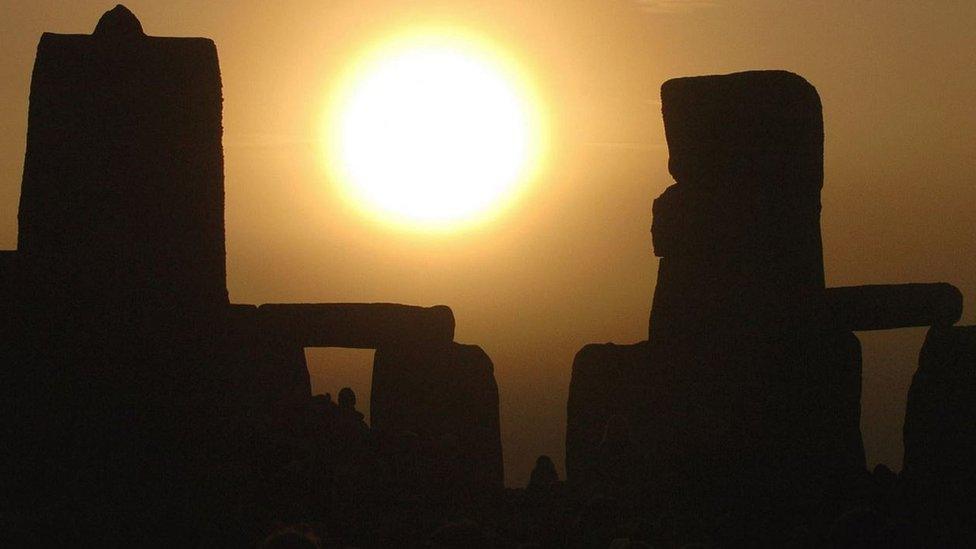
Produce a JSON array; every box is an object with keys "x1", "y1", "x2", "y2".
[
  {"x1": 567, "y1": 71, "x2": 963, "y2": 496},
  {"x1": 0, "y1": 7, "x2": 504, "y2": 540}
]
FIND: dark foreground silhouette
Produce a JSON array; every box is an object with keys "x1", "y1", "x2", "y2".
[{"x1": 1, "y1": 6, "x2": 974, "y2": 547}]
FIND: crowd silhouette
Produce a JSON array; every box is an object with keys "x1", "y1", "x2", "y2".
[
  {"x1": 210, "y1": 394, "x2": 974, "y2": 547},
  {"x1": 111, "y1": 381, "x2": 958, "y2": 547}
]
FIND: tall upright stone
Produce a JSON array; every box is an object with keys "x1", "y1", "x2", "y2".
[
  {"x1": 904, "y1": 325, "x2": 976, "y2": 485},
  {"x1": 651, "y1": 71, "x2": 825, "y2": 344},
  {"x1": 903, "y1": 325, "x2": 976, "y2": 544},
  {"x1": 650, "y1": 71, "x2": 864, "y2": 471},
  {"x1": 2, "y1": 10, "x2": 230, "y2": 539},
  {"x1": 18, "y1": 5, "x2": 226, "y2": 314},
  {"x1": 373, "y1": 342, "x2": 504, "y2": 489},
  {"x1": 567, "y1": 71, "x2": 866, "y2": 491}
]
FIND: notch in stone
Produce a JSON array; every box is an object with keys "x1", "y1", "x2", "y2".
[{"x1": 93, "y1": 4, "x2": 145, "y2": 39}]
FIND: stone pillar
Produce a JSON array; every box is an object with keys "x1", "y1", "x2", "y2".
[
  {"x1": 18, "y1": 5, "x2": 227, "y2": 314},
  {"x1": 647, "y1": 71, "x2": 864, "y2": 473},
  {"x1": 650, "y1": 70, "x2": 826, "y2": 343},
  {"x1": 904, "y1": 325, "x2": 976, "y2": 485},
  {"x1": 903, "y1": 325, "x2": 976, "y2": 543},
  {"x1": 4, "y1": 10, "x2": 230, "y2": 539},
  {"x1": 566, "y1": 71, "x2": 866, "y2": 488},
  {"x1": 373, "y1": 342, "x2": 504, "y2": 489},
  {"x1": 566, "y1": 342, "x2": 652, "y2": 488}
]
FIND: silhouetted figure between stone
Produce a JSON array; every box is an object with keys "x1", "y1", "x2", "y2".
[
  {"x1": 528, "y1": 455, "x2": 559, "y2": 492},
  {"x1": 336, "y1": 387, "x2": 369, "y2": 439},
  {"x1": 337, "y1": 387, "x2": 358, "y2": 414}
]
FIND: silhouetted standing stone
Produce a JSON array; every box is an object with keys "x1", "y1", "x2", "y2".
[
  {"x1": 18, "y1": 4, "x2": 227, "y2": 313},
  {"x1": 3, "y1": 10, "x2": 230, "y2": 530},
  {"x1": 567, "y1": 71, "x2": 866, "y2": 492},
  {"x1": 904, "y1": 325, "x2": 976, "y2": 484},
  {"x1": 903, "y1": 325, "x2": 976, "y2": 543},
  {"x1": 650, "y1": 71, "x2": 826, "y2": 343},
  {"x1": 566, "y1": 342, "x2": 652, "y2": 486},
  {"x1": 372, "y1": 342, "x2": 504, "y2": 489}
]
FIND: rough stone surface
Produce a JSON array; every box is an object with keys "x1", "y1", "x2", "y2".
[
  {"x1": 6, "y1": 12, "x2": 230, "y2": 503},
  {"x1": 651, "y1": 72, "x2": 864, "y2": 479},
  {"x1": 904, "y1": 325, "x2": 976, "y2": 485},
  {"x1": 373, "y1": 342, "x2": 504, "y2": 489},
  {"x1": 257, "y1": 303, "x2": 455, "y2": 349},
  {"x1": 650, "y1": 71, "x2": 864, "y2": 480},
  {"x1": 18, "y1": 16, "x2": 226, "y2": 312},
  {"x1": 651, "y1": 71, "x2": 826, "y2": 343},
  {"x1": 826, "y1": 283, "x2": 962, "y2": 331},
  {"x1": 566, "y1": 342, "x2": 651, "y2": 487},
  {"x1": 566, "y1": 334, "x2": 865, "y2": 491},
  {"x1": 660, "y1": 70, "x2": 824, "y2": 195},
  {"x1": 568, "y1": 71, "x2": 866, "y2": 491},
  {"x1": 902, "y1": 325, "x2": 976, "y2": 540}
]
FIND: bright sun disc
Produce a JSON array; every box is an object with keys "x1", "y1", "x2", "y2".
[{"x1": 324, "y1": 31, "x2": 546, "y2": 231}]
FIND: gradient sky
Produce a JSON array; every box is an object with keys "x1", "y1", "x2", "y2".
[{"x1": 2, "y1": 1, "x2": 974, "y2": 486}]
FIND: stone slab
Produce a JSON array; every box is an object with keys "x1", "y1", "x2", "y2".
[
  {"x1": 257, "y1": 303, "x2": 455, "y2": 349},
  {"x1": 826, "y1": 283, "x2": 962, "y2": 330}
]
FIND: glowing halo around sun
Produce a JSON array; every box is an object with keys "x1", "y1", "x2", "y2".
[{"x1": 322, "y1": 30, "x2": 548, "y2": 232}]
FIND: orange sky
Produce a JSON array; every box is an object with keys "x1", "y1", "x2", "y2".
[{"x1": 2, "y1": 1, "x2": 974, "y2": 486}]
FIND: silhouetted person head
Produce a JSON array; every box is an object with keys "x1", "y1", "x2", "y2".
[
  {"x1": 335, "y1": 386, "x2": 368, "y2": 438},
  {"x1": 872, "y1": 463, "x2": 897, "y2": 488},
  {"x1": 338, "y1": 387, "x2": 356, "y2": 410},
  {"x1": 528, "y1": 455, "x2": 559, "y2": 491}
]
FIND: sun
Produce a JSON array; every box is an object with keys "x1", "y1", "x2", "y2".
[{"x1": 323, "y1": 30, "x2": 547, "y2": 232}]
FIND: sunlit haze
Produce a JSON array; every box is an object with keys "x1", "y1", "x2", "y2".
[{"x1": 324, "y1": 31, "x2": 546, "y2": 231}]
